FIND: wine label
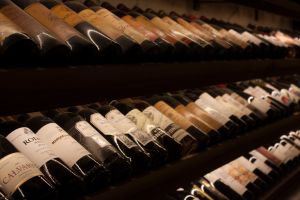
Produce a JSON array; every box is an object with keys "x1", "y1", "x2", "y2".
[
  {"x1": 143, "y1": 106, "x2": 190, "y2": 142},
  {"x1": 122, "y1": 15, "x2": 158, "y2": 42},
  {"x1": 213, "y1": 168, "x2": 247, "y2": 195},
  {"x1": 194, "y1": 100, "x2": 229, "y2": 124},
  {"x1": 0, "y1": 4, "x2": 59, "y2": 48},
  {"x1": 248, "y1": 156, "x2": 272, "y2": 175},
  {"x1": 90, "y1": 113, "x2": 121, "y2": 136},
  {"x1": 154, "y1": 101, "x2": 192, "y2": 130},
  {"x1": 78, "y1": 9, "x2": 122, "y2": 40},
  {"x1": 241, "y1": 32, "x2": 262, "y2": 46},
  {"x1": 175, "y1": 105, "x2": 211, "y2": 133},
  {"x1": 36, "y1": 123, "x2": 90, "y2": 167},
  {"x1": 215, "y1": 97, "x2": 244, "y2": 118},
  {"x1": 74, "y1": 121, "x2": 114, "y2": 162},
  {"x1": 0, "y1": 153, "x2": 43, "y2": 197},
  {"x1": 222, "y1": 94, "x2": 252, "y2": 115},
  {"x1": 95, "y1": 8, "x2": 146, "y2": 44},
  {"x1": 268, "y1": 144, "x2": 290, "y2": 164},
  {"x1": 126, "y1": 109, "x2": 167, "y2": 140},
  {"x1": 197, "y1": 93, "x2": 232, "y2": 118},
  {"x1": 51, "y1": 4, "x2": 83, "y2": 27},
  {"x1": 0, "y1": 12, "x2": 23, "y2": 42},
  {"x1": 105, "y1": 110, "x2": 153, "y2": 146},
  {"x1": 6, "y1": 128, "x2": 58, "y2": 168},
  {"x1": 235, "y1": 157, "x2": 256, "y2": 172},
  {"x1": 227, "y1": 161, "x2": 257, "y2": 185},
  {"x1": 204, "y1": 173, "x2": 219, "y2": 184},
  {"x1": 90, "y1": 113, "x2": 136, "y2": 149},
  {"x1": 24, "y1": 3, "x2": 80, "y2": 41},
  {"x1": 256, "y1": 147, "x2": 282, "y2": 166}
]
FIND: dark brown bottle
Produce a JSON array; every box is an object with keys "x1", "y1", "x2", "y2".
[
  {"x1": 40, "y1": 0, "x2": 122, "y2": 61},
  {"x1": 64, "y1": 1, "x2": 142, "y2": 59},
  {"x1": 0, "y1": 0, "x2": 71, "y2": 62},
  {"x1": 0, "y1": 11, "x2": 38, "y2": 64},
  {"x1": 11, "y1": 0, "x2": 99, "y2": 63}
]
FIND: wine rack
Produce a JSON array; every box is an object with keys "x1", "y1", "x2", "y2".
[
  {"x1": 1, "y1": 59, "x2": 300, "y2": 116},
  {"x1": 83, "y1": 113, "x2": 300, "y2": 200}
]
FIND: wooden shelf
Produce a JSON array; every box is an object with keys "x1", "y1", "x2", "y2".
[
  {"x1": 82, "y1": 113, "x2": 300, "y2": 200},
  {"x1": 1, "y1": 59, "x2": 300, "y2": 116}
]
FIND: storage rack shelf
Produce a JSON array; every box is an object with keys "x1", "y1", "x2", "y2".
[
  {"x1": 83, "y1": 113, "x2": 300, "y2": 200},
  {"x1": 2, "y1": 59, "x2": 300, "y2": 116}
]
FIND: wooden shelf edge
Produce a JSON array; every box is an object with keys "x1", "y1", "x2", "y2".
[
  {"x1": 83, "y1": 113, "x2": 300, "y2": 200},
  {"x1": 1, "y1": 59, "x2": 300, "y2": 116}
]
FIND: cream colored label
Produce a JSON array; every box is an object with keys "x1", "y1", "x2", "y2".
[
  {"x1": 90, "y1": 113, "x2": 121, "y2": 136},
  {"x1": 0, "y1": 153, "x2": 43, "y2": 197},
  {"x1": 95, "y1": 8, "x2": 146, "y2": 44},
  {"x1": 36, "y1": 123, "x2": 90, "y2": 167},
  {"x1": 51, "y1": 4, "x2": 83, "y2": 27},
  {"x1": 248, "y1": 155, "x2": 272, "y2": 174},
  {"x1": 24, "y1": 3, "x2": 79, "y2": 41},
  {"x1": 105, "y1": 109, "x2": 138, "y2": 133},
  {"x1": 126, "y1": 109, "x2": 156, "y2": 133},
  {"x1": 222, "y1": 94, "x2": 252, "y2": 115},
  {"x1": 154, "y1": 101, "x2": 192, "y2": 130},
  {"x1": 0, "y1": 12, "x2": 23, "y2": 42},
  {"x1": 6, "y1": 128, "x2": 58, "y2": 168}
]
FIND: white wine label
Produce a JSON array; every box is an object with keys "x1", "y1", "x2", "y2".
[
  {"x1": 204, "y1": 173, "x2": 219, "y2": 183},
  {"x1": 235, "y1": 157, "x2": 256, "y2": 172},
  {"x1": 214, "y1": 168, "x2": 247, "y2": 195},
  {"x1": 228, "y1": 161, "x2": 257, "y2": 184},
  {"x1": 269, "y1": 145, "x2": 289, "y2": 164},
  {"x1": 105, "y1": 109, "x2": 138, "y2": 133},
  {"x1": 143, "y1": 106, "x2": 173, "y2": 130},
  {"x1": 6, "y1": 128, "x2": 58, "y2": 168},
  {"x1": 215, "y1": 97, "x2": 244, "y2": 118},
  {"x1": 248, "y1": 97, "x2": 271, "y2": 114},
  {"x1": 0, "y1": 153, "x2": 43, "y2": 197},
  {"x1": 129, "y1": 129, "x2": 153, "y2": 146},
  {"x1": 90, "y1": 113, "x2": 121, "y2": 136},
  {"x1": 75, "y1": 121, "x2": 100, "y2": 137},
  {"x1": 74, "y1": 121, "x2": 114, "y2": 162},
  {"x1": 126, "y1": 109, "x2": 157, "y2": 133},
  {"x1": 249, "y1": 156, "x2": 272, "y2": 174},
  {"x1": 90, "y1": 113, "x2": 136, "y2": 148},
  {"x1": 222, "y1": 94, "x2": 252, "y2": 115},
  {"x1": 198, "y1": 93, "x2": 231, "y2": 118},
  {"x1": 194, "y1": 100, "x2": 229, "y2": 124},
  {"x1": 117, "y1": 135, "x2": 137, "y2": 149},
  {"x1": 36, "y1": 123, "x2": 91, "y2": 167}
]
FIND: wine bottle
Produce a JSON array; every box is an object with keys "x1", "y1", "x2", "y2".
[
  {"x1": 47, "y1": 110, "x2": 134, "y2": 182},
  {"x1": 171, "y1": 93, "x2": 230, "y2": 140},
  {"x1": 164, "y1": 94, "x2": 221, "y2": 144},
  {"x1": 193, "y1": 178, "x2": 229, "y2": 200},
  {"x1": 72, "y1": 106, "x2": 153, "y2": 172},
  {"x1": 0, "y1": 9, "x2": 38, "y2": 63},
  {"x1": 103, "y1": 102, "x2": 168, "y2": 167},
  {"x1": 122, "y1": 4, "x2": 190, "y2": 60},
  {"x1": 0, "y1": 119, "x2": 85, "y2": 197},
  {"x1": 184, "y1": 91, "x2": 239, "y2": 137},
  {"x1": 193, "y1": 89, "x2": 248, "y2": 132},
  {"x1": 111, "y1": 100, "x2": 182, "y2": 161},
  {"x1": 11, "y1": 0, "x2": 99, "y2": 63},
  {"x1": 113, "y1": 4, "x2": 175, "y2": 58},
  {"x1": 219, "y1": 163, "x2": 258, "y2": 198},
  {"x1": 145, "y1": 95, "x2": 209, "y2": 148},
  {"x1": 39, "y1": 0, "x2": 122, "y2": 61},
  {"x1": 0, "y1": 0, "x2": 71, "y2": 62},
  {"x1": 251, "y1": 147, "x2": 284, "y2": 171},
  {"x1": 187, "y1": 184, "x2": 214, "y2": 200},
  {"x1": 88, "y1": 3, "x2": 160, "y2": 59},
  {"x1": 126, "y1": 98, "x2": 198, "y2": 156},
  {"x1": 0, "y1": 190, "x2": 8, "y2": 200},
  {"x1": 17, "y1": 112, "x2": 111, "y2": 189},
  {"x1": 166, "y1": 188, "x2": 199, "y2": 200},
  {"x1": 233, "y1": 157, "x2": 269, "y2": 189},
  {"x1": 64, "y1": 1, "x2": 142, "y2": 58},
  {"x1": 89, "y1": 104, "x2": 153, "y2": 170},
  {"x1": 204, "y1": 169, "x2": 250, "y2": 200},
  {"x1": 0, "y1": 134, "x2": 56, "y2": 200},
  {"x1": 243, "y1": 153, "x2": 279, "y2": 181}
]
